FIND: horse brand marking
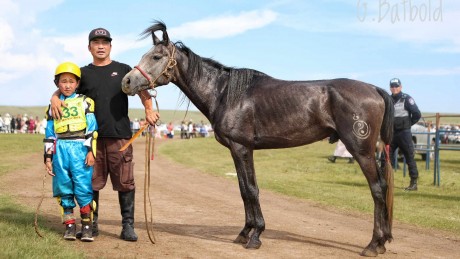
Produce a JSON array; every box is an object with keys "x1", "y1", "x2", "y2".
[{"x1": 352, "y1": 114, "x2": 370, "y2": 139}]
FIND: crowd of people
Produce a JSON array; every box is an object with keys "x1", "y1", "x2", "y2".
[
  {"x1": 0, "y1": 113, "x2": 47, "y2": 134},
  {"x1": 129, "y1": 118, "x2": 212, "y2": 139}
]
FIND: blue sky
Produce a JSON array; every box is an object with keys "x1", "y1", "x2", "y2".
[{"x1": 0, "y1": 0, "x2": 458, "y2": 113}]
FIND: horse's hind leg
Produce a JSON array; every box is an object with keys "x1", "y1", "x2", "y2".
[
  {"x1": 229, "y1": 142, "x2": 265, "y2": 249},
  {"x1": 355, "y1": 156, "x2": 391, "y2": 257}
]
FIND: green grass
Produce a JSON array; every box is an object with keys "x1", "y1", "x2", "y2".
[
  {"x1": 0, "y1": 134, "x2": 85, "y2": 258},
  {"x1": 0, "y1": 195, "x2": 84, "y2": 259},
  {"x1": 159, "y1": 137, "x2": 460, "y2": 236}
]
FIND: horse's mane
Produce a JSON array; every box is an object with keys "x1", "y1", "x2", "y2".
[
  {"x1": 175, "y1": 42, "x2": 266, "y2": 105},
  {"x1": 141, "y1": 20, "x2": 267, "y2": 105}
]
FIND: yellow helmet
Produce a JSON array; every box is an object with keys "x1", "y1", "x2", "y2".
[{"x1": 55, "y1": 62, "x2": 81, "y2": 78}]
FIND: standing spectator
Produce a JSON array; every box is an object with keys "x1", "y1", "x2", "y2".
[
  {"x1": 180, "y1": 121, "x2": 187, "y2": 139},
  {"x1": 50, "y1": 27, "x2": 160, "y2": 241},
  {"x1": 44, "y1": 61, "x2": 98, "y2": 241},
  {"x1": 0, "y1": 115, "x2": 4, "y2": 133},
  {"x1": 15, "y1": 114, "x2": 22, "y2": 133},
  {"x1": 327, "y1": 140, "x2": 354, "y2": 163},
  {"x1": 39, "y1": 116, "x2": 47, "y2": 134},
  {"x1": 132, "y1": 118, "x2": 140, "y2": 135},
  {"x1": 389, "y1": 78, "x2": 421, "y2": 191},
  {"x1": 166, "y1": 122, "x2": 174, "y2": 139},
  {"x1": 3, "y1": 113, "x2": 11, "y2": 133},
  {"x1": 139, "y1": 119, "x2": 146, "y2": 137},
  {"x1": 10, "y1": 114, "x2": 16, "y2": 133},
  {"x1": 187, "y1": 120, "x2": 194, "y2": 139},
  {"x1": 28, "y1": 115, "x2": 36, "y2": 134}
]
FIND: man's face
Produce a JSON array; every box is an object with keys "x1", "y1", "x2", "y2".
[
  {"x1": 390, "y1": 84, "x2": 402, "y2": 95},
  {"x1": 88, "y1": 38, "x2": 111, "y2": 60}
]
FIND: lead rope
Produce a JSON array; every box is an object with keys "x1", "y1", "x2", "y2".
[
  {"x1": 34, "y1": 172, "x2": 47, "y2": 237},
  {"x1": 144, "y1": 89, "x2": 160, "y2": 244}
]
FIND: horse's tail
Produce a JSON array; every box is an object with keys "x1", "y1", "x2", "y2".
[
  {"x1": 376, "y1": 87, "x2": 394, "y2": 238},
  {"x1": 376, "y1": 87, "x2": 394, "y2": 144}
]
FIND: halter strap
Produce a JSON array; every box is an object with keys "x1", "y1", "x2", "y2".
[{"x1": 134, "y1": 44, "x2": 177, "y2": 89}]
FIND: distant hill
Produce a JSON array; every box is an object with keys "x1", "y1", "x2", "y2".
[
  {"x1": 1, "y1": 106, "x2": 459, "y2": 125},
  {"x1": 0, "y1": 106, "x2": 210, "y2": 125}
]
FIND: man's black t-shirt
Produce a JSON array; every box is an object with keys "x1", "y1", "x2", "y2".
[{"x1": 78, "y1": 61, "x2": 132, "y2": 138}]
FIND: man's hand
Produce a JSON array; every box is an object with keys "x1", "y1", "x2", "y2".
[
  {"x1": 138, "y1": 89, "x2": 160, "y2": 125},
  {"x1": 145, "y1": 109, "x2": 160, "y2": 126},
  {"x1": 50, "y1": 95, "x2": 67, "y2": 120},
  {"x1": 85, "y1": 152, "x2": 95, "y2": 167}
]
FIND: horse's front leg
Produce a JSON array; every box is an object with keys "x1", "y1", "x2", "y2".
[{"x1": 229, "y1": 142, "x2": 265, "y2": 249}]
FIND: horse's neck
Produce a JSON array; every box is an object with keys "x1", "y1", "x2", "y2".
[{"x1": 173, "y1": 57, "x2": 227, "y2": 120}]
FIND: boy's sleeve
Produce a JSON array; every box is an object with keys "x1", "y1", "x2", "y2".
[{"x1": 83, "y1": 97, "x2": 98, "y2": 154}]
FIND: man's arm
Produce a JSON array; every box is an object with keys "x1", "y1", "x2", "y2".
[
  {"x1": 139, "y1": 90, "x2": 160, "y2": 125},
  {"x1": 50, "y1": 89, "x2": 67, "y2": 120}
]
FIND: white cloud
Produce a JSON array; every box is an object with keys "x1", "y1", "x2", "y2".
[
  {"x1": 169, "y1": 9, "x2": 279, "y2": 39},
  {"x1": 0, "y1": 0, "x2": 65, "y2": 85},
  {"x1": 352, "y1": 1, "x2": 460, "y2": 53}
]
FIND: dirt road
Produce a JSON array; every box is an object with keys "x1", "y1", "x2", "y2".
[{"x1": 3, "y1": 138, "x2": 458, "y2": 258}]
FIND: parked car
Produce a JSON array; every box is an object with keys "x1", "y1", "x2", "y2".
[{"x1": 411, "y1": 123, "x2": 436, "y2": 161}]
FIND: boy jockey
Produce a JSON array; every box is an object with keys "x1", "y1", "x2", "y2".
[{"x1": 44, "y1": 62, "x2": 98, "y2": 241}]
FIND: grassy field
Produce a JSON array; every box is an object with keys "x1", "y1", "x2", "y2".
[
  {"x1": 159, "y1": 137, "x2": 460, "y2": 236},
  {"x1": 0, "y1": 133, "x2": 458, "y2": 257},
  {"x1": 0, "y1": 134, "x2": 85, "y2": 258}
]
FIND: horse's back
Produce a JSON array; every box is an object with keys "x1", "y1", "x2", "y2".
[{"x1": 213, "y1": 76, "x2": 385, "y2": 149}]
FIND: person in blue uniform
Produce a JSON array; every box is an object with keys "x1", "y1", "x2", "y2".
[
  {"x1": 389, "y1": 78, "x2": 421, "y2": 191},
  {"x1": 44, "y1": 62, "x2": 98, "y2": 241}
]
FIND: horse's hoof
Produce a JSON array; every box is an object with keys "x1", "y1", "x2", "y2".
[
  {"x1": 376, "y1": 245, "x2": 386, "y2": 254},
  {"x1": 245, "y1": 239, "x2": 262, "y2": 249},
  {"x1": 234, "y1": 235, "x2": 248, "y2": 244},
  {"x1": 360, "y1": 248, "x2": 378, "y2": 257}
]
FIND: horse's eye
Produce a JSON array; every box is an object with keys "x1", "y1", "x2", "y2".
[{"x1": 153, "y1": 55, "x2": 162, "y2": 61}]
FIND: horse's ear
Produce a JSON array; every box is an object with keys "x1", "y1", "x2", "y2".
[
  {"x1": 162, "y1": 29, "x2": 170, "y2": 45},
  {"x1": 152, "y1": 31, "x2": 161, "y2": 45}
]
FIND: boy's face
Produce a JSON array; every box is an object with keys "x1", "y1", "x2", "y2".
[{"x1": 57, "y1": 72, "x2": 79, "y2": 97}]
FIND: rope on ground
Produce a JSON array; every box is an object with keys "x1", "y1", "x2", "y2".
[
  {"x1": 144, "y1": 126, "x2": 156, "y2": 244},
  {"x1": 34, "y1": 171, "x2": 47, "y2": 238}
]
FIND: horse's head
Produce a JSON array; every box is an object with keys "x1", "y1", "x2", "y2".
[{"x1": 122, "y1": 21, "x2": 177, "y2": 96}]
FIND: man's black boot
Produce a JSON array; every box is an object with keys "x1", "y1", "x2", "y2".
[
  {"x1": 92, "y1": 191, "x2": 99, "y2": 236},
  {"x1": 119, "y1": 190, "x2": 138, "y2": 241},
  {"x1": 328, "y1": 156, "x2": 337, "y2": 163},
  {"x1": 405, "y1": 178, "x2": 418, "y2": 191}
]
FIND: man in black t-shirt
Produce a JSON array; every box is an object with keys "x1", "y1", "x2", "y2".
[{"x1": 51, "y1": 28, "x2": 160, "y2": 241}]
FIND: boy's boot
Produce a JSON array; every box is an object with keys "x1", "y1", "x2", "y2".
[
  {"x1": 64, "y1": 222, "x2": 76, "y2": 240},
  {"x1": 119, "y1": 190, "x2": 138, "y2": 241},
  {"x1": 76, "y1": 194, "x2": 98, "y2": 238},
  {"x1": 405, "y1": 178, "x2": 418, "y2": 191},
  {"x1": 62, "y1": 208, "x2": 76, "y2": 241},
  {"x1": 328, "y1": 156, "x2": 337, "y2": 163},
  {"x1": 79, "y1": 204, "x2": 94, "y2": 242},
  {"x1": 80, "y1": 217, "x2": 94, "y2": 242}
]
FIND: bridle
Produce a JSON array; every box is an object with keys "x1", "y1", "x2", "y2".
[{"x1": 134, "y1": 44, "x2": 177, "y2": 89}]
